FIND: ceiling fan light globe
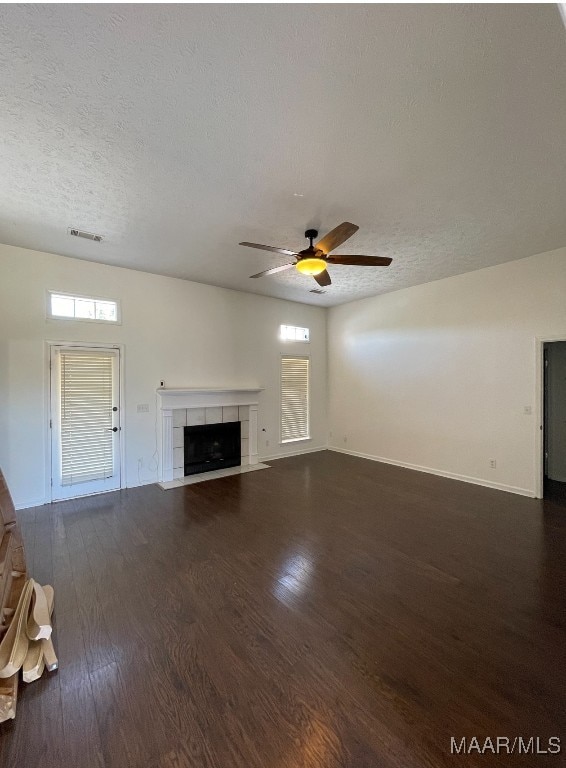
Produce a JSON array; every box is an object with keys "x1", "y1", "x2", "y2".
[{"x1": 296, "y1": 258, "x2": 326, "y2": 276}]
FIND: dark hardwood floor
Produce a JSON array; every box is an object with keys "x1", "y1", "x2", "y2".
[{"x1": 1, "y1": 450, "x2": 565, "y2": 768}]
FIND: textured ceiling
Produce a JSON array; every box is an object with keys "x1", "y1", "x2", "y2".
[{"x1": 1, "y1": 4, "x2": 566, "y2": 307}]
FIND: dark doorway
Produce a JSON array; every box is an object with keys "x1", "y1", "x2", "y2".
[
  {"x1": 543, "y1": 341, "x2": 566, "y2": 506},
  {"x1": 184, "y1": 421, "x2": 241, "y2": 476}
]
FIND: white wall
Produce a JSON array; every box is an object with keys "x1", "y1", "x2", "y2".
[
  {"x1": 328, "y1": 248, "x2": 566, "y2": 497},
  {"x1": 4, "y1": 240, "x2": 565, "y2": 508},
  {"x1": 546, "y1": 341, "x2": 566, "y2": 483},
  {"x1": 0, "y1": 243, "x2": 327, "y2": 508}
]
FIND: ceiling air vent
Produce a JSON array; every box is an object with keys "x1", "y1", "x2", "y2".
[
  {"x1": 68, "y1": 227, "x2": 103, "y2": 242},
  {"x1": 309, "y1": 288, "x2": 326, "y2": 294}
]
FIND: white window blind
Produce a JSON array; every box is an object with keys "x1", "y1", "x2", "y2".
[
  {"x1": 281, "y1": 356, "x2": 310, "y2": 442},
  {"x1": 60, "y1": 351, "x2": 115, "y2": 485}
]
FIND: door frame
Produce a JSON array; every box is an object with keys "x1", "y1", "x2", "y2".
[
  {"x1": 534, "y1": 334, "x2": 566, "y2": 499},
  {"x1": 45, "y1": 340, "x2": 126, "y2": 502}
]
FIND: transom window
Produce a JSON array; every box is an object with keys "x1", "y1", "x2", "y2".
[
  {"x1": 280, "y1": 324, "x2": 309, "y2": 342},
  {"x1": 48, "y1": 291, "x2": 120, "y2": 323}
]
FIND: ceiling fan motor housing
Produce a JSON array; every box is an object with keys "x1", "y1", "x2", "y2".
[{"x1": 297, "y1": 231, "x2": 327, "y2": 275}]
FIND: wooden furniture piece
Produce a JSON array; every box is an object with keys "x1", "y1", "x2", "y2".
[
  {"x1": 23, "y1": 585, "x2": 55, "y2": 683},
  {"x1": 0, "y1": 471, "x2": 27, "y2": 721},
  {"x1": 0, "y1": 469, "x2": 56, "y2": 722}
]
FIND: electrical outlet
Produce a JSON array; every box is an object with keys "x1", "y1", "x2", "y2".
[
  {"x1": 343, "y1": 436, "x2": 348, "y2": 444},
  {"x1": 137, "y1": 403, "x2": 149, "y2": 413},
  {"x1": 489, "y1": 459, "x2": 496, "y2": 469},
  {"x1": 265, "y1": 439, "x2": 270, "y2": 448}
]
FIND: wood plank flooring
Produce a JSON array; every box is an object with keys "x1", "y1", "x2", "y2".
[{"x1": 1, "y1": 450, "x2": 565, "y2": 767}]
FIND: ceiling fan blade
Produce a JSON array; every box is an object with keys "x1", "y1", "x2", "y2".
[
  {"x1": 249, "y1": 263, "x2": 296, "y2": 279},
  {"x1": 316, "y1": 222, "x2": 359, "y2": 255},
  {"x1": 240, "y1": 242, "x2": 298, "y2": 257},
  {"x1": 326, "y1": 255, "x2": 392, "y2": 266},
  {"x1": 313, "y1": 269, "x2": 331, "y2": 287}
]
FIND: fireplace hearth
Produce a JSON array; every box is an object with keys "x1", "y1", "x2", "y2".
[{"x1": 184, "y1": 421, "x2": 241, "y2": 476}]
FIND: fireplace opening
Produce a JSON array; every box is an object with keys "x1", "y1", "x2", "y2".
[{"x1": 184, "y1": 421, "x2": 241, "y2": 476}]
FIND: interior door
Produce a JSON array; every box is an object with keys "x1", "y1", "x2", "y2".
[
  {"x1": 545, "y1": 341, "x2": 566, "y2": 487},
  {"x1": 50, "y1": 346, "x2": 121, "y2": 500}
]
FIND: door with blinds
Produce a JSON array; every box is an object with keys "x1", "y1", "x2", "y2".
[{"x1": 50, "y1": 346, "x2": 121, "y2": 500}]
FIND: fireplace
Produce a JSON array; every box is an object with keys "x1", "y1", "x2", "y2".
[
  {"x1": 184, "y1": 421, "x2": 241, "y2": 476},
  {"x1": 156, "y1": 388, "x2": 262, "y2": 483}
]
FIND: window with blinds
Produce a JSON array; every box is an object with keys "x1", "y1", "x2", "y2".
[
  {"x1": 281, "y1": 356, "x2": 310, "y2": 443},
  {"x1": 59, "y1": 351, "x2": 115, "y2": 485}
]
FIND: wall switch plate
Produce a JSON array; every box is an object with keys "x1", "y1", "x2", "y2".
[{"x1": 137, "y1": 404, "x2": 150, "y2": 413}]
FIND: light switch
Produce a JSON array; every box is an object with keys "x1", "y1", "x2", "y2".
[{"x1": 137, "y1": 404, "x2": 150, "y2": 413}]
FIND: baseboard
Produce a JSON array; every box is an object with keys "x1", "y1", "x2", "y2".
[
  {"x1": 126, "y1": 478, "x2": 157, "y2": 490},
  {"x1": 328, "y1": 446, "x2": 535, "y2": 497},
  {"x1": 17, "y1": 448, "x2": 533, "y2": 504},
  {"x1": 260, "y1": 445, "x2": 327, "y2": 462},
  {"x1": 15, "y1": 478, "x2": 157, "y2": 509},
  {"x1": 15, "y1": 497, "x2": 49, "y2": 510}
]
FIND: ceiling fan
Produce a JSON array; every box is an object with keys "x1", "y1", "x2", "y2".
[{"x1": 239, "y1": 222, "x2": 392, "y2": 287}]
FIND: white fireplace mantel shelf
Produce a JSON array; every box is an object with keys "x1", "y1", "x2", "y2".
[
  {"x1": 156, "y1": 387, "x2": 263, "y2": 481},
  {"x1": 156, "y1": 387, "x2": 263, "y2": 409}
]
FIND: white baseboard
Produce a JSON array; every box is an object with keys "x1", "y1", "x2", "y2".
[
  {"x1": 260, "y1": 445, "x2": 327, "y2": 462},
  {"x1": 328, "y1": 446, "x2": 535, "y2": 498},
  {"x1": 15, "y1": 497, "x2": 49, "y2": 510},
  {"x1": 17, "y1": 448, "x2": 534, "y2": 506},
  {"x1": 15, "y1": 477, "x2": 157, "y2": 510},
  {"x1": 126, "y1": 478, "x2": 157, "y2": 490}
]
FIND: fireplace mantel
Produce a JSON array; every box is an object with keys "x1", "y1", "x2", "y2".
[
  {"x1": 156, "y1": 387, "x2": 263, "y2": 410},
  {"x1": 156, "y1": 387, "x2": 263, "y2": 481}
]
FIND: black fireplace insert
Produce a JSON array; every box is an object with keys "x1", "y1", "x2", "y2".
[{"x1": 184, "y1": 421, "x2": 241, "y2": 476}]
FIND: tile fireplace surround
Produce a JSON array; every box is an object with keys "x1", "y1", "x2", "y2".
[{"x1": 156, "y1": 388, "x2": 263, "y2": 483}]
